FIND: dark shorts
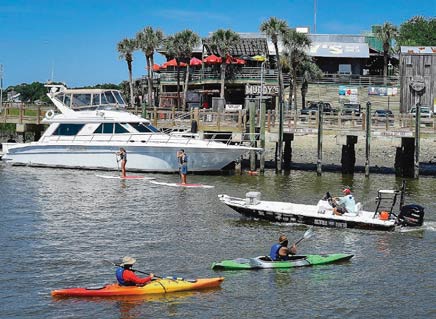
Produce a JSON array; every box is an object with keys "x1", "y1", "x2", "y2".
[
  {"x1": 336, "y1": 206, "x2": 347, "y2": 214},
  {"x1": 180, "y1": 164, "x2": 188, "y2": 175}
]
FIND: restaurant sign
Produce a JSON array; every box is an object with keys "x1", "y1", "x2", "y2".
[
  {"x1": 368, "y1": 87, "x2": 398, "y2": 96},
  {"x1": 245, "y1": 84, "x2": 279, "y2": 96}
]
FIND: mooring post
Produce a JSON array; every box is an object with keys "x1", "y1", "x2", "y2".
[
  {"x1": 414, "y1": 103, "x2": 421, "y2": 178},
  {"x1": 365, "y1": 101, "x2": 371, "y2": 177},
  {"x1": 317, "y1": 103, "x2": 323, "y2": 175},
  {"x1": 249, "y1": 100, "x2": 256, "y2": 171},
  {"x1": 409, "y1": 76, "x2": 426, "y2": 178},
  {"x1": 259, "y1": 99, "x2": 266, "y2": 174}
]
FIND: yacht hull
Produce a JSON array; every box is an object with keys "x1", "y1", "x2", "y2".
[{"x1": 2, "y1": 143, "x2": 248, "y2": 172}]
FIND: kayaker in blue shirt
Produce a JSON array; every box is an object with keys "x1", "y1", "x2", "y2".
[
  {"x1": 269, "y1": 235, "x2": 297, "y2": 261},
  {"x1": 333, "y1": 188, "x2": 356, "y2": 216}
]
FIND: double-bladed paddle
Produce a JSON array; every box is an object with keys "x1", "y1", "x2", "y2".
[{"x1": 293, "y1": 227, "x2": 315, "y2": 246}]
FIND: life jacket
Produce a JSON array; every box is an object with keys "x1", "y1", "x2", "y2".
[
  {"x1": 115, "y1": 267, "x2": 135, "y2": 286},
  {"x1": 179, "y1": 154, "x2": 188, "y2": 165},
  {"x1": 269, "y1": 244, "x2": 289, "y2": 261}
]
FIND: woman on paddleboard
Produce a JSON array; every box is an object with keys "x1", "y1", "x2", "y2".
[
  {"x1": 117, "y1": 148, "x2": 127, "y2": 177},
  {"x1": 177, "y1": 149, "x2": 188, "y2": 185}
]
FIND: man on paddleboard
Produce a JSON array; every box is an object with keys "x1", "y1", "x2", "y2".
[
  {"x1": 269, "y1": 235, "x2": 297, "y2": 261},
  {"x1": 177, "y1": 149, "x2": 188, "y2": 185},
  {"x1": 115, "y1": 256, "x2": 154, "y2": 286}
]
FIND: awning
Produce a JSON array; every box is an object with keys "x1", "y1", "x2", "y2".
[{"x1": 309, "y1": 42, "x2": 369, "y2": 58}]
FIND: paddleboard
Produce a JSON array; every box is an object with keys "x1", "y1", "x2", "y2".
[
  {"x1": 95, "y1": 174, "x2": 155, "y2": 180},
  {"x1": 149, "y1": 180, "x2": 214, "y2": 188}
]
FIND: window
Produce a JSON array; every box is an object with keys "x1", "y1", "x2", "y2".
[
  {"x1": 72, "y1": 94, "x2": 92, "y2": 108},
  {"x1": 102, "y1": 91, "x2": 117, "y2": 104},
  {"x1": 92, "y1": 94, "x2": 100, "y2": 106},
  {"x1": 114, "y1": 123, "x2": 128, "y2": 133},
  {"x1": 113, "y1": 91, "x2": 125, "y2": 105},
  {"x1": 94, "y1": 123, "x2": 128, "y2": 134},
  {"x1": 64, "y1": 94, "x2": 71, "y2": 107},
  {"x1": 53, "y1": 124, "x2": 84, "y2": 136},
  {"x1": 129, "y1": 123, "x2": 155, "y2": 133}
]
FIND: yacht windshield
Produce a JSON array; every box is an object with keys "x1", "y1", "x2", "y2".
[{"x1": 113, "y1": 91, "x2": 126, "y2": 107}]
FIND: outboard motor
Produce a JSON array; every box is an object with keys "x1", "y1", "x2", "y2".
[{"x1": 396, "y1": 204, "x2": 425, "y2": 227}]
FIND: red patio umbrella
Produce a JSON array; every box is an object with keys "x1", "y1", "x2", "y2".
[
  {"x1": 190, "y1": 57, "x2": 202, "y2": 66},
  {"x1": 203, "y1": 54, "x2": 222, "y2": 64},
  {"x1": 152, "y1": 64, "x2": 161, "y2": 71},
  {"x1": 165, "y1": 58, "x2": 187, "y2": 67}
]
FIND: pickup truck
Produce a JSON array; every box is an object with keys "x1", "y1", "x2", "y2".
[
  {"x1": 341, "y1": 103, "x2": 361, "y2": 117},
  {"x1": 301, "y1": 102, "x2": 338, "y2": 115}
]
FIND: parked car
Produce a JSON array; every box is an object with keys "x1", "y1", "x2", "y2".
[
  {"x1": 300, "y1": 102, "x2": 338, "y2": 115},
  {"x1": 409, "y1": 106, "x2": 433, "y2": 118},
  {"x1": 372, "y1": 109, "x2": 394, "y2": 123},
  {"x1": 341, "y1": 103, "x2": 361, "y2": 116}
]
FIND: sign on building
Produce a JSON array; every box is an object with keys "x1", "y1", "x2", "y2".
[
  {"x1": 245, "y1": 84, "x2": 279, "y2": 96},
  {"x1": 368, "y1": 87, "x2": 398, "y2": 96}
]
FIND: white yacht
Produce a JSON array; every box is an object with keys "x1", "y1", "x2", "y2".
[{"x1": 2, "y1": 85, "x2": 257, "y2": 172}]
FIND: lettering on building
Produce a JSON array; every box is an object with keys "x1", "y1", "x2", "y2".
[{"x1": 245, "y1": 84, "x2": 279, "y2": 96}]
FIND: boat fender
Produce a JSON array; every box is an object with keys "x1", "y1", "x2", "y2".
[{"x1": 45, "y1": 109, "x2": 55, "y2": 119}]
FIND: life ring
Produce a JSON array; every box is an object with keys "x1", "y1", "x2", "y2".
[{"x1": 46, "y1": 109, "x2": 55, "y2": 119}]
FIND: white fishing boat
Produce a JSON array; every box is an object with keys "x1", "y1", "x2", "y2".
[
  {"x1": 2, "y1": 85, "x2": 257, "y2": 172},
  {"x1": 218, "y1": 183, "x2": 425, "y2": 231}
]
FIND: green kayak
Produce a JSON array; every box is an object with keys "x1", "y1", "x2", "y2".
[{"x1": 211, "y1": 254, "x2": 353, "y2": 270}]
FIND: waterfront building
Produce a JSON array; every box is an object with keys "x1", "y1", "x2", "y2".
[{"x1": 144, "y1": 27, "x2": 399, "y2": 112}]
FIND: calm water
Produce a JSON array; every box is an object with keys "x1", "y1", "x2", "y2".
[{"x1": 0, "y1": 165, "x2": 435, "y2": 319}]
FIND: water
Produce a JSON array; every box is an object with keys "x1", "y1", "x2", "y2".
[{"x1": 0, "y1": 165, "x2": 435, "y2": 319}]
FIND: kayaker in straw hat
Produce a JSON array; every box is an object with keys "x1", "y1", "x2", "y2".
[
  {"x1": 115, "y1": 256, "x2": 154, "y2": 286},
  {"x1": 269, "y1": 235, "x2": 297, "y2": 261}
]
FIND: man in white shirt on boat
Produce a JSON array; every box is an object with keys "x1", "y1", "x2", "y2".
[{"x1": 333, "y1": 188, "x2": 356, "y2": 216}]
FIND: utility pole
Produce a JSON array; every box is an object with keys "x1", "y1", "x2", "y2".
[{"x1": 0, "y1": 64, "x2": 3, "y2": 110}]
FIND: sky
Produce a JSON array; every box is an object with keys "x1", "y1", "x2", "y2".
[{"x1": 0, "y1": 0, "x2": 435, "y2": 88}]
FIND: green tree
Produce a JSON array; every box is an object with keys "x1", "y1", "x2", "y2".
[
  {"x1": 164, "y1": 30, "x2": 200, "y2": 110},
  {"x1": 374, "y1": 22, "x2": 398, "y2": 78},
  {"x1": 397, "y1": 16, "x2": 436, "y2": 46},
  {"x1": 136, "y1": 26, "x2": 164, "y2": 111},
  {"x1": 117, "y1": 38, "x2": 137, "y2": 111},
  {"x1": 7, "y1": 82, "x2": 50, "y2": 103},
  {"x1": 260, "y1": 17, "x2": 289, "y2": 171},
  {"x1": 209, "y1": 29, "x2": 240, "y2": 100},
  {"x1": 282, "y1": 29, "x2": 312, "y2": 111},
  {"x1": 300, "y1": 61, "x2": 323, "y2": 108}
]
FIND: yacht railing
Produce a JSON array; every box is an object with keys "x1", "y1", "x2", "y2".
[{"x1": 39, "y1": 131, "x2": 259, "y2": 147}]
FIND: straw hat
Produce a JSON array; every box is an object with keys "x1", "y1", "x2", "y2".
[{"x1": 120, "y1": 256, "x2": 136, "y2": 266}]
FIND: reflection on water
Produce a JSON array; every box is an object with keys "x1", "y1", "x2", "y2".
[{"x1": 0, "y1": 165, "x2": 435, "y2": 319}]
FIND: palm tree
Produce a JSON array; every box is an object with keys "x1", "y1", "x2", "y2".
[
  {"x1": 164, "y1": 30, "x2": 200, "y2": 110},
  {"x1": 209, "y1": 29, "x2": 240, "y2": 100},
  {"x1": 136, "y1": 26, "x2": 164, "y2": 112},
  {"x1": 260, "y1": 17, "x2": 289, "y2": 171},
  {"x1": 300, "y1": 61, "x2": 323, "y2": 108},
  {"x1": 374, "y1": 22, "x2": 398, "y2": 78},
  {"x1": 117, "y1": 38, "x2": 136, "y2": 111},
  {"x1": 282, "y1": 29, "x2": 312, "y2": 112}
]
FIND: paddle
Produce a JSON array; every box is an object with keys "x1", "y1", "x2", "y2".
[
  {"x1": 293, "y1": 227, "x2": 315, "y2": 246},
  {"x1": 115, "y1": 154, "x2": 120, "y2": 172},
  {"x1": 104, "y1": 260, "x2": 196, "y2": 283},
  {"x1": 104, "y1": 260, "x2": 160, "y2": 278}
]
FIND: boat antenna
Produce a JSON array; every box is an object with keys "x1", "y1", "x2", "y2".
[{"x1": 399, "y1": 180, "x2": 406, "y2": 209}]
